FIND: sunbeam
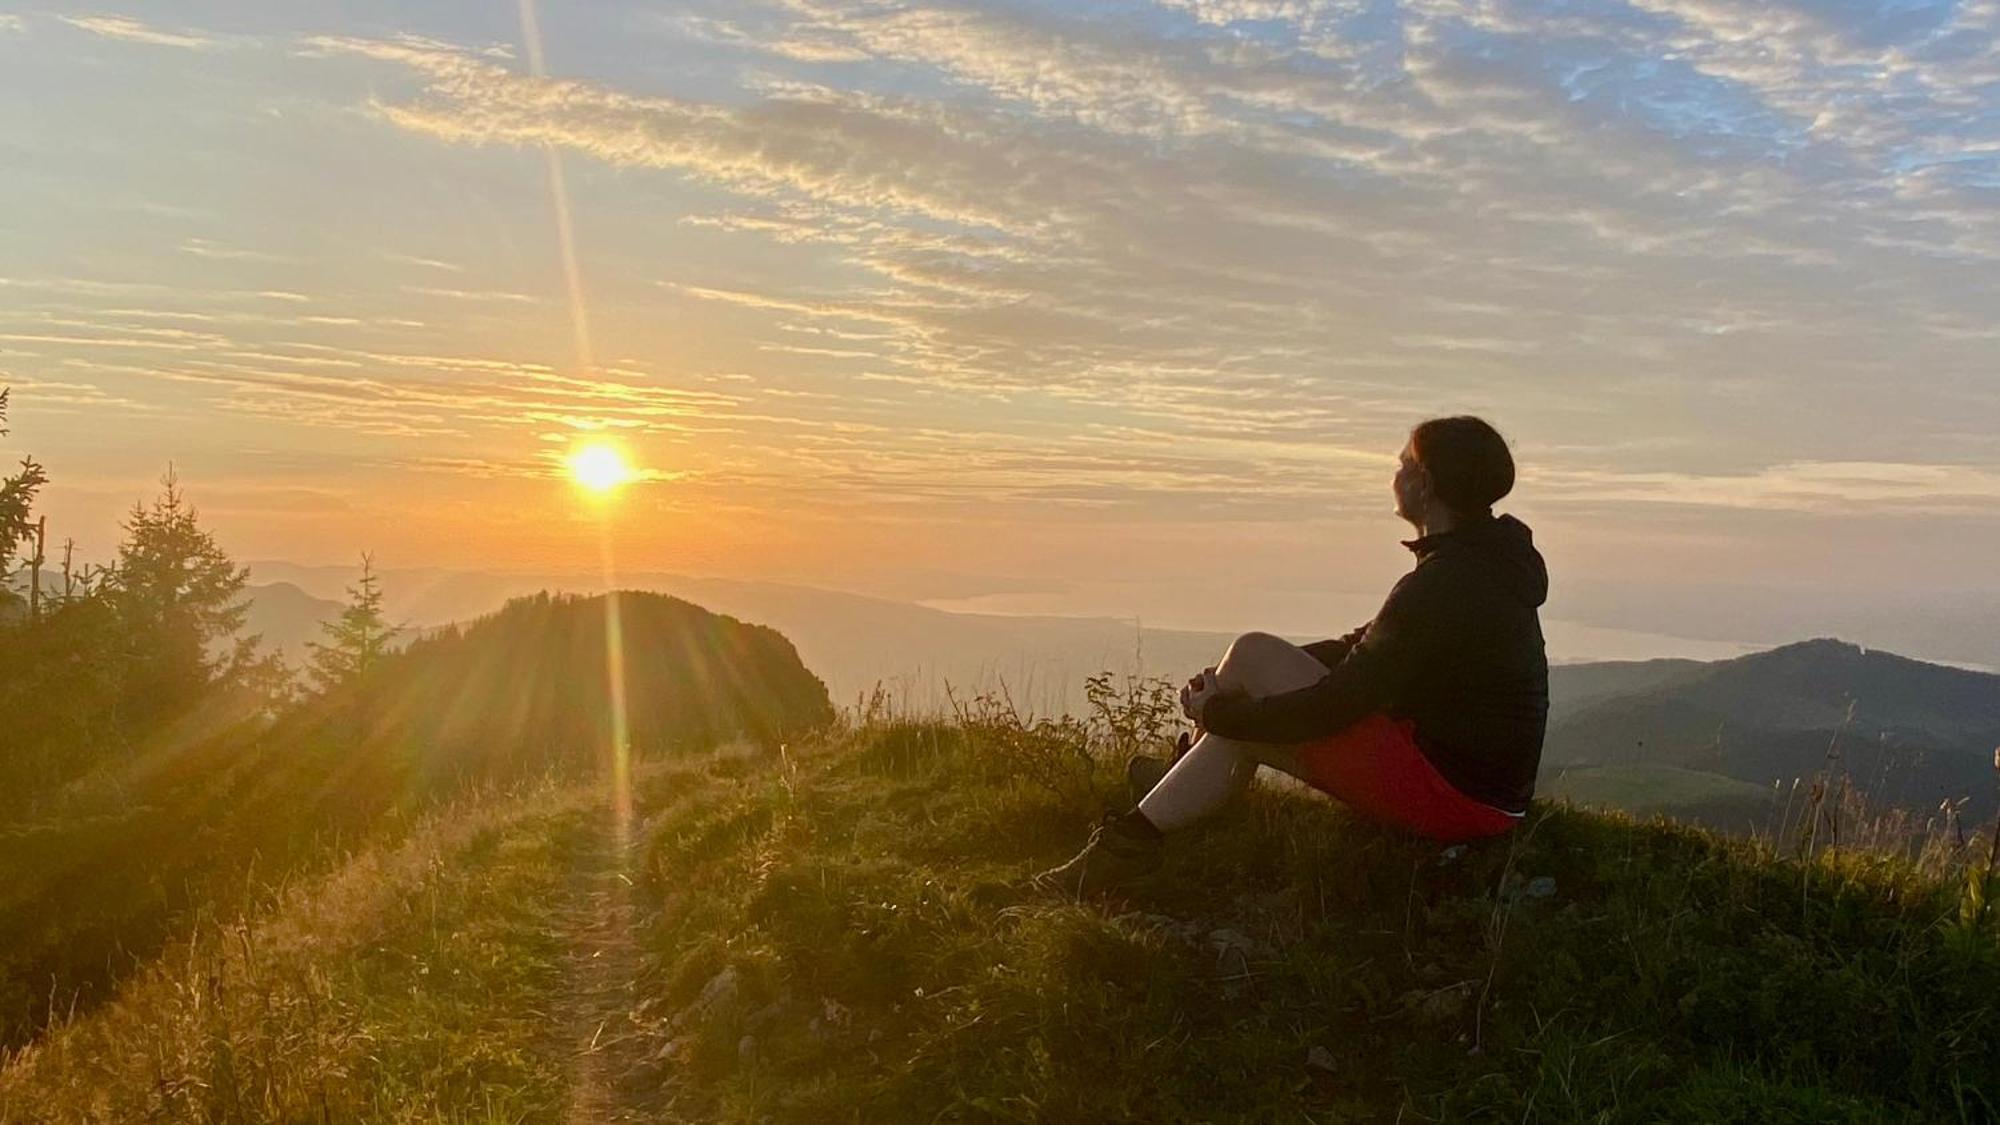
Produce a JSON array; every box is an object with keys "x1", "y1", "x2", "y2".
[
  {"x1": 518, "y1": 0, "x2": 628, "y2": 850},
  {"x1": 600, "y1": 541, "x2": 631, "y2": 847},
  {"x1": 517, "y1": 0, "x2": 593, "y2": 373}
]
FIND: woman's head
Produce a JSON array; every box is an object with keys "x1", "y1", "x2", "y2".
[{"x1": 1395, "y1": 416, "x2": 1514, "y2": 526}]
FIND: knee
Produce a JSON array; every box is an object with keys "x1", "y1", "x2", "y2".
[
  {"x1": 1217, "y1": 631, "x2": 1323, "y2": 697},
  {"x1": 1220, "y1": 631, "x2": 1286, "y2": 666},
  {"x1": 1216, "y1": 631, "x2": 1284, "y2": 689}
]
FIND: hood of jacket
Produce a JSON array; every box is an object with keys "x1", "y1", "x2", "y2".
[{"x1": 1403, "y1": 512, "x2": 1549, "y2": 608}]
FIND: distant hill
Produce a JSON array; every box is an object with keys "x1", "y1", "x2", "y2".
[
  {"x1": 244, "y1": 562, "x2": 1760, "y2": 722},
  {"x1": 246, "y1": 562, "x2": 1243, "y2": 717},
  {"x1": 1543, "y1": 639, "x2": 2000, "y2": 827},
  {"x1": 325, "y1": 590, "x2": 836, "y2": 775},
  {"x1": 241, "y1": 581, "x2": 344, "y2": 663},
  {"x1": 1546, "y1": 657, "x2": 1706, "y2": 723}
]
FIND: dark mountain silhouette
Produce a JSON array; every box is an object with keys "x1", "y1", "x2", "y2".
[
  {"x1": 242, "y1": 580, "x2": 345, "y2": 662},
  {"x1": 1543, "y1": 638, "x2": 2000, "y2": 826},
  {"x1": 329, "y1": 590, "x2": 835, "y2": 773}
]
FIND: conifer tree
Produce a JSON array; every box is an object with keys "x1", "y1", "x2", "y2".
[
  {"x1": 104, "y1": 466, "x2": 258, "y2": 721},
  {"x1": 308, "y1": 553, "x2": 399, "y2": 691},
  {"x1": 0, "y1": 388, "x2": 50, "y2": 613}
]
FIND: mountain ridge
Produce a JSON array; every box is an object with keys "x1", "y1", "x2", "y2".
[{"x1": 1543, "y1": 637, "x2": 2000, "y2": 828}]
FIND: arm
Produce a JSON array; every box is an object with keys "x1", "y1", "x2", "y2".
[
  {"x1": 1200, "y1": 574, "x2": 1440, "y2": 744},
  {"x1": 1182, "y1": 623, "x2": 1367, "y2": 726},
  {"x1": 1299, "y1": 623, "x2": 1369, "y2": 669}
]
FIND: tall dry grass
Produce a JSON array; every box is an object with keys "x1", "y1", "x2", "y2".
[{"x1": 0, "y1": 780, "x2": 596, "y2": 1124}]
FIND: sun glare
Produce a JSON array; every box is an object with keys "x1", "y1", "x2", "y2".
[{"x1": 567, "y1": 441, "x2": 636, "y2": 494}]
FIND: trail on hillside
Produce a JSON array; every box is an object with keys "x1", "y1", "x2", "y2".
[{"x1": 551, "y1": 802, "x2": 657, "y2": 1123}]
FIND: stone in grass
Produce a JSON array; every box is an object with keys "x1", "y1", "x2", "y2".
[
  {"x1": 1130, "y1": 912, "x2": 1203, "y2": 945},
  {"x1": 1210, "y1": 928, "x2": 1278, "y2": 998},
  {"x1": 1207, "y1": 927, "x2": 1275, "y2": 963},
  {"x1": 1402, "y1": 984, "x2": 1471, "y2": 1026},
  {"x1": 809, "y1": 997, "x2": 852, "y2": 1044},
  {"x1": 745, "y1": 997, "x2": 790, "y2": 1031},
  {"x1": 1304, "y1": 1045, "x2": 1341, "y2": 1099},
  {"x1": 1524, "y1": 875, "x2": 1557, "y2": 899},
  {"x1": 671, "y1": 966, "x2": 744, "y2": 1033},
  {"x1": 699, "y1": 966, "x2": 742, "y2": 1010},
  {"x1": 738, "y1": 1034, "x2": 758, "y2": 1062}
]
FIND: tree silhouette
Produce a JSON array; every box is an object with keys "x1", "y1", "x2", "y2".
[
  {"x1": 103, "y1": 466, "x2": 258, "y2": 723},
  {"x1": 0, "y1": 388, "x2": 50, "y2": 613},
  {"x1": 308, "y1": 553, "x2": 399, "y2": 691}
]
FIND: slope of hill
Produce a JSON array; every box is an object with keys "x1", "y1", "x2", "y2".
[
  {"x1": 330, "y1": 590, "x2": 835, "y2": 781},
  {"x1": 1546, "y1": 656, "x2": 1707, "y2": 723},
  {"x1": 5, "y1": 714, "x2": 1995, "y2": 1121},
  {"x1": 1544, "y1": 638, "x2": 2000, "y2": 826},
  {"x1": 0, "y1": 591, "x2": 831, "y2": 1051},
  {"x1": 1541, "y1": 764, "x2": 1780, "y2": 832}
]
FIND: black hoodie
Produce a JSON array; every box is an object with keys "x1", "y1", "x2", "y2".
[{"x1": 1200, "y1": 512, "x2": 1550, "y2": 813}]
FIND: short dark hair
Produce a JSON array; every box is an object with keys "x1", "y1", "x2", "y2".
[{"x1": 1409, "y1": 416, "x2": 1514, "y2": 515}]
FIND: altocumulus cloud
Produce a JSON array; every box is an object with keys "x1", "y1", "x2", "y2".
[{"x1": 296, "y1": 1, "x2": 1999, "y2": 516}]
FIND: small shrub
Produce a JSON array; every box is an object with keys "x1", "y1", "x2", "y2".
[{"x1": 944, "y1": 671, "x2": 1182, "y2": 811}]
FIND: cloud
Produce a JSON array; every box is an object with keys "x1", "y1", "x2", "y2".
[
  {"x1": 0, "y1": 375, "x2": 151, "y2": 413},
  {"x1": 1532, "y1": 460, "x2": 2000, "y2": 514},
  {"x1": 404, "y1": 286, "x2": 539, "y2": 303},
  {"x1": 57, "y1": 14, "x2": 220, "y2": 50},
  {"x1": 26, "y1": 6, "x2": 1997, "y2": 529},
  {"x1": 312, "y1": 24, "x2": 1962, "y2": 397},
  {"x1": 181, "y1": 238, "x2": 296, "y2": 263},
  {"x1": 382, "y1": 252, "x2": 464, "y2": 273}
]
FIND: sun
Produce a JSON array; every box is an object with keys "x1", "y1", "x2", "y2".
[{"x1": 566, "y1": 441, "x2": 636, "y2": 494}]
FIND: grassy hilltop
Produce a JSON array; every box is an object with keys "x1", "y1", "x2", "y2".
[
  {"x1": 0, "y1": 590, "x2": 832, "y2": 1055},
  {"x1": 3, "y1": 677, "x2": 1996, "y2": 1123}
]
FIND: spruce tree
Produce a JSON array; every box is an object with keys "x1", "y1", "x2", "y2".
[
  {"x1": 104, "y1": 466, "x2": 258, "y2": 722},
  {"x1": 308, "y1": 553, "x2": 399, "y2": 691},
  {"x1": 0, "y1": 388, "x2": 50, "y2": 614}
]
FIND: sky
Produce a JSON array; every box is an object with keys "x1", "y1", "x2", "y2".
[{"x1": 2, "y1": 1, "x2": 1997, "y2": 660}]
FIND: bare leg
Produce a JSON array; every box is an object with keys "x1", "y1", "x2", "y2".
[{"x1": 1137, "y1": 632, "x2": 1330, "y2": 831}]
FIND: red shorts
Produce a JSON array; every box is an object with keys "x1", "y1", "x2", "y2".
[{"x1": 1295, "y1": 713, "x2": 1520, "y2": 843}]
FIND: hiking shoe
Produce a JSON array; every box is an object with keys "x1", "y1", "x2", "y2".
[
  {"x1": 1125, "y1": 731, "x2": 1193, "y2": 805},
  {"x1": 1031, "y1": 812, "x2": 1163, "y2": 899},
  {"x1": 1126, "y1": 754, "x2": 1171, "y2": 804}
]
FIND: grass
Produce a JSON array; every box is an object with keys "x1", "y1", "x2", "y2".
[
  {"x1": 0, "y1": 769, "x2": 657, "y2": 1124},
  {"x1": 1543, "y1": 763, "x2": 1778, "y2": 828},
  {"x1": 3, "y1": 682, "x2": 1995, "y2": 1122},
  {"x1": 623, "y1": 703, "x2": 2000, "y2": 1122},
  {"x1": 0, "y1": 785, "x2": 577, "y2": 1123}
]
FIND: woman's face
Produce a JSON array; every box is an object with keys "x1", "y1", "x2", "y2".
[{"x1": 1392, "y1": 439, "x2": 1428, "y2": 524}]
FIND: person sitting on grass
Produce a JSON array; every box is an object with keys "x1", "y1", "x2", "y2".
[{"x1": 1035, "y1": 415, "x2": 1549, "y2": 897}]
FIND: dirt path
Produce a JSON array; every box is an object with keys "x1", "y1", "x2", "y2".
[{"x1": 554, "y1": 804, "x2": 653, "y2": 1124}]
